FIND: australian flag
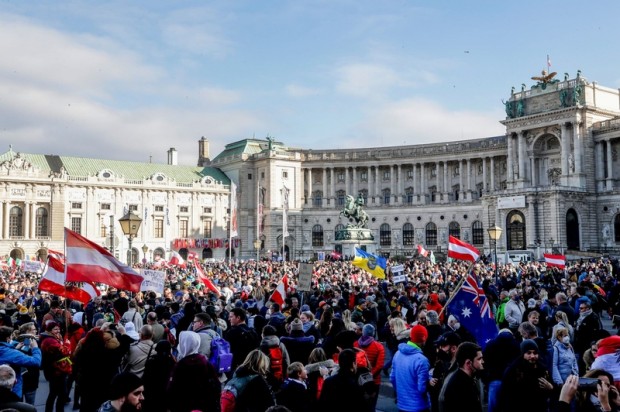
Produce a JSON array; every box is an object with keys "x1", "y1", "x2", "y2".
[{"x1": 447, "y1": 273, "x2": 498, "y2": 349}]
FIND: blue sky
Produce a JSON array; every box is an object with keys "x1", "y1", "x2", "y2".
[{"x1": 1, "y1": 1, "x2": 619, "y2": 166}]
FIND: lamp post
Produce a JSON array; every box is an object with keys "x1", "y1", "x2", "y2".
[
  {"x1": 141, "y1": 244, "x2": 148, "y2": 263},
  {"x1": 254, "y1": 239, "x2": 261, "y2": 261},
  {"x1": 487, "y1": 225, "x2": 503, "y2": 285},
  {"x1": 118, "y1": 211, "x2": 143, "y2": 266}
]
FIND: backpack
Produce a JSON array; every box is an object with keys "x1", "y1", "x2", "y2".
[
  {"x1": 221, "y1": 374, "x2": 257, "y2": 412},
  {"x1": 120, "y1": 311, "x2": 137, "y2": 326},
  {"x1": 268, "y1": 346, "x2": 284, "y2": 382},
  {"x1": 209, "y1": 337, "x2": 233, "y2": 374}
]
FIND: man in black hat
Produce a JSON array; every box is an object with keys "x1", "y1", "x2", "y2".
[
  {"x1": 429, "y1": 331, "x2": 461, "y2": 412},
  {"x1": 98, "y1": 372, "x2": 144, "y2": 412}
]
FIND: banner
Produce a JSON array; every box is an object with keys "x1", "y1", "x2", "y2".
[
  {"x1": 298, "y1": 263, "x2": 313, "y2": 291},
  {"x1": 22, "y1": 260, "x2": 43, "y2": 273},
  {"x1": 140, "y1": 269, "x2": 165, "y2": 295}
]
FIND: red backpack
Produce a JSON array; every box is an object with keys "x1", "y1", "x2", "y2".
[{"x1": 268, "y1": 346, "x2": 284, "y2": 382}]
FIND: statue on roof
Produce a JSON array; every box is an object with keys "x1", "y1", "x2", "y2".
[
  {"x1": 267, "y1": 136, "x2": 275, "y2": 151},
  {"x1": 532, "y1": 70, "x2": 558, "y2": 84}
]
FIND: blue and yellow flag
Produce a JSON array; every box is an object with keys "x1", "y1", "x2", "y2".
[{"x1": 352, "y1": 248, "x2": 386, "y2": 279}]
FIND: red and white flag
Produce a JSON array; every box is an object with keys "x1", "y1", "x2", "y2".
[
  {"x1": 65, "y1": 228, "x2": 144, "y2": 293},
  {"x1": 194, "y1": 259, "x2": 221, "y2": 297},
  {"x1": 544, "y1": 253, "x2": 566, "y2": 269},
  {"x1": 448, "y1": 236, "x2": 480, "y2": 262},
  {"x1": 169, "y1": 251, "x2": 186, "y2": 268},
  {"x1": 417, "y1": 244, "x2": 429, "y2": 258},
  {"x1": 39, "y1": 250, "x2": 100, "y2": 303},
  {"x1": 269, "y1": 274, "x2": 289, "y2": 306},
  {"x1": 330, "y1": 251, "x2": 342, "y2": 260}
]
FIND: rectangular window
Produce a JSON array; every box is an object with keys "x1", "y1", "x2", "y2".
[
  {"x1": 154, "y1": 219, "x2": 164, "y2": 238},
  {"x1": 383, "y1": 170, "x2": 391, "y2": 180},
  {"x1": 337, "y1": 172, "x2": 345, "y2": 182},
  {"x1": 100, "y1": 221, "x2": 107, "y2": 238},
  {"x1": 71, "y1": 202, "x2": 82, "y2": 209},
  {"x1": 203, "y1": 207, "x2": 212, "y2": 214},
  {"x1": 71, "y1": 217, "x2": 82, "y2": 235},
  {"x1": 248, "y1": 173, "x2": 252, "y2": 180},
  {"x1": 179, "y1": 220, "x2": 189, "y2": 238},
  {"x1": 203, "y1": 220, "x2": 212, "y2": 238},
  {"x1": 179, "y1": 206, "x2": 189, "y2": 213},
  {"x1": 154, "y1": 205, "x2": 164, "y2": 212},
  {"x1": 360, "y1": 170, "x2": 368, "y2": 182},
  {"x1": 407, "y1": 169, "x2": 413, "y2": 179},
  {"x1": 282, "y1": 171, "x2": 288, "y2": 179},
  {"x1": 261, "y1": 172, "x2": 265, "y2": 179},
  {"x1": 100, "y1": 203, "x2": 111, "y2": 210},
  {"x1": 129, "y1": 204, "x2": 138, "y2": 212}
]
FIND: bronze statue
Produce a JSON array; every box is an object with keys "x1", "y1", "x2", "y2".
[
  {"x1": 531, "y1": 70, "x2": 557, "y2": 84},
  {"x1": 340, "y1": 194, "x2": 369, "y2": 228}
]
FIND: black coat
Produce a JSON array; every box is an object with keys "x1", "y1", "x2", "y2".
[
  {"x1": 277, "y1": 379, "x2": 311, "y2": 412},
  {"x1": 319, "y1": 371, "x2": 371, "y2": 412}
]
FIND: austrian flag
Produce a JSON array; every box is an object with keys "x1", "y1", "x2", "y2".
[
  {"x1": 544, "y1": 253, "x2": 566, "y2": 269},
  {"x1": 417, "y1": 244, "x2": 429, "y2": 258},
  {"x1": 270, "y1": 275, "x2": 289, "y2": 306},
  {"x1": 448, "y1": 236, "x2": 480, "y2": 262}
]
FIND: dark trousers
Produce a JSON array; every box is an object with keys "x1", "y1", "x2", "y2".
[{"x1": 46, "y1": 374, "x2": 67, "y2": 412}]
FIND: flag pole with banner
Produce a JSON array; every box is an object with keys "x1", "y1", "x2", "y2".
[{"x1": 282, "y1": 185, "x2": 289, "y2": 261}]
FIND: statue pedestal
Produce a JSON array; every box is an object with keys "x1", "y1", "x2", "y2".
[{"x1": 335, "y1": 227, "x2": 377, "y2": 256}]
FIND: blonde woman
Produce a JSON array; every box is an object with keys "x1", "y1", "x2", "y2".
[
  {"x1": 551, "y1": 327, "x2": 578, "y2": 386},
  {"x1": 385, "y1": 317, "x2": 410, "y2": 373},
  {"x1": 341, "y1": 309, "x2": 357, "y2": 332},
  {"x1": 551, "y1": 311, "x2": 574, "y2": 344},
  {"x1": 225, "y1": 349, "x2": 276, "y2": 412}
]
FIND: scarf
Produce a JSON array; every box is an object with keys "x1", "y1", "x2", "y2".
[{"x1": 576, "y1": 309, "x2": 592, "y2": 328}]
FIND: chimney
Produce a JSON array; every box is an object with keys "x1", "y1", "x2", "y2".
[
  {"x1": 198, "y1": 136, "x2": 210, "y2": 166},
  {"x1": 167, "y1": 147, "x2": 178, "y2": 166}
]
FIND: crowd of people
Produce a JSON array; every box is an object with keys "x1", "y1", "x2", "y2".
[{"x1": 0, "y1": 255, "x2": 617, "y2": 412}]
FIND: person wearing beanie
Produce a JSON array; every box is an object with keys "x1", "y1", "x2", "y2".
[
  {"x1": 280, "y1": 318, "x2": 315, "y2": 364},
  {"x1": 98, "y1": 372, "x2": 144, "y2": 412},
  {"x1": 40, "y1": 319, "x2": 73, "y2": 412},
  {"x1": 483, "y1": 329, "x2": 520, "y2": 412},
  {"x1": 390, "y1": 324, "x2": 430, "y2": 412},
  {"x1": 259, "y1": 325, "x2": 290, "y2": 391},
  {"x1": 498, "y1": 339, "x2": 554, "y2": 412},
  {"x1": 353, "y1": 324, "x2": 385, "y2": 408}
]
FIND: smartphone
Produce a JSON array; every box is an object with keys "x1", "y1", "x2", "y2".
[{"x1": 578, "y1": 377, "x2": 600, "y2": 390}]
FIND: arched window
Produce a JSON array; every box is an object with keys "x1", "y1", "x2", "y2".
[
  {"x1": 426, "y1": 222, "x2": 437, "y2": 246},
  {"x1": 380, "y1": 224, "x2": 391, "y2": 246},
  {"x1": 312, "y1": 224, "x2": 324, "y2": 247},
  {"x1": 336, "y1": 190, "x2": 346, "y2": 206},
  {"x1": 9, "y1": 206, "x2": 23, "y2": 237},
  {"x1": 382, "y1": 189, "x2": 391, "y2": 205},
  {"x1": 403, "y1": 223, "x2": 414, "y2": 246},
  {"x1": 566, "y1": 209, "x2": 580, "y2": 250},
  {"x1": 471, "y1": 220, "x2": 484, "y2": 246},
  {"x1": 35, "y1": 207, "x2": 49, "y2": 237},
  {"x1": 506, "y1": 211, "x2": 526, "y2": 250},
  {"x1": 449, "y1": 222, "x2": 460, "y2": 239}
]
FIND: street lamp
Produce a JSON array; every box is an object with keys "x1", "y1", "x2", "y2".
[
  {"x1": 254, "y1": 239, "x2": 261, "y2": 261},
  {"x1": 141, "y1": 244, "x2": 149, "y2": 262},
  {"x1": 118, "y1": 211, "x2": 143, "y2": 266},
  {"x1": 487, "y1": 225, "x2": 503, "y2": 285}
]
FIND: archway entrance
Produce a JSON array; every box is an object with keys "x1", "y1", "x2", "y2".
[
  {"x1": 566, "y1": 208, "x2": 580, "y2": 250},
  {"x1": 506, "y1": 210, "x2": 526, "y2": 250}
]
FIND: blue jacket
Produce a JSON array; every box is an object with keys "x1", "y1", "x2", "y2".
[
  {"x1": 552, "y1": 341, "x2": 578, "y2": 385},
  {"x1": 390, "y1": 342, "x2": 430, "y2": 412},
  {"x1": 0, "y1": 341, "x2": 42, "y2": 398}
]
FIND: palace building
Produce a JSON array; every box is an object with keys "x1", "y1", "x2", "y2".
[{"x1": 2, "y1": 70, "x2": 620, "y2": 263}]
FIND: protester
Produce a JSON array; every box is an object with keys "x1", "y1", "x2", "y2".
[
  {"x1": 438, "y1": 341, "x2": 484, "y2": 412},
  {"x1": 97, "y1": 372, "x2": 144, "y2": 412},
  {"x1": 0, "y1": 363, "x2": 36, "y2": 412}
]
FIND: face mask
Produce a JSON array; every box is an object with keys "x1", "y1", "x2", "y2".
[
  {"x1": 437, "y1": 350, "x2": 451, "y2": 361},
  {"x1": 514, "y1": 296, "x2": 521, "y2": 301},
  {"x1": 453, "y1": 323, "x2": 461, "y2": 330},
  {"x1": 562, "y1": 336, "x2": 570, "y2": 344}
]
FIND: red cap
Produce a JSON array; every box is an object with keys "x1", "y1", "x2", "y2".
[{"x1": 410, "y1": 324, "x2": 428, "y2": 343}]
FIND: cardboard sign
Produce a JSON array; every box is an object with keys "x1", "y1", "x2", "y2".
[
  {"x1": 140, "y1": 269, "x2": 165, "y2": 294},
  {"x1": 392, "y1": 274, "x2": 408, "y2": 283},
  {"x1": 23, "y1": 260, "x2": 43, "y2": 273},
  {"x1": 298, "y1": 263, "x2": 314, "y2": 291}
]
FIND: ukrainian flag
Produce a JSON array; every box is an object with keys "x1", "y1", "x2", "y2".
[{"x1": 352, "y1": 248, "x2": 386, "y2": 279}]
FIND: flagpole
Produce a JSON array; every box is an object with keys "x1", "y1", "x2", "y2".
[
  {"x1": 256, "y1": 179, "x2": 260, "y2": 262},
  {"x1": 228, "y1": 187, "x2": 232, "y2": 262},
  {"x1": 439, "y1": 259, "x2": 476, "y2": 318}
]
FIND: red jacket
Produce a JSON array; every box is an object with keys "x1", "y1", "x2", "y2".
[{"x1": 354, "y1": 337, "x2": 385, "y2": 385}]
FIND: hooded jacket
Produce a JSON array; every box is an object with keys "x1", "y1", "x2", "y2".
[
  {"x1": 354, "y1": 336, "x2": 385, "y2": 385},
  {"x1": 390, "y1": 342, "x2": 430, "y2": 412}
]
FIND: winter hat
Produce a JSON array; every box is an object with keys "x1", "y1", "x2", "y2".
[
  {"x1": 45, "y1": 320, "x2": 59, "y2": 332},
  {"x1": 410, "y1": 325, "x2": 428, "y2": 343},
  {"x1": 520, "y1": 339, "x2": 539, "y2": 355},
  {"x1": 596, "y1": 335, "x2": 620, "y2": 357},
  {"x1": 18, "y1": 306, "x2": 29, "y2": 315},
  {"x1": 300, "y1": 304, "x2": 310, "y2": 312},
  {"x1": 291, "y1": 318, "x2": 303, "y2": 331},
  {"x1": 124, "y1": 322, "x2": 140, "y2": 340},
  {"x1": 109, "y1": 372, "x2": 143, "y2": 399},
  {"x1": 362, "y1": 324, "x2": 375, "y2": 337},
  {"x1": 527, "y1": 298, "x2": 536, "y2": 308}
]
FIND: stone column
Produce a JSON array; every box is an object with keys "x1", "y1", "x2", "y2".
[
  {"x1": 24, "y1": 201, "x2": 30, "y2": 240},
  {"x1": 561, "y1": 123, "x2": 569, "y2": 176},
  {"x1": 518, "y1": 131, "x2": 525, "y2": 180},
  {"x1": 607, "y1": 139, "x2": 614, "y2": 191},
  {"x1": 420, "y1": 163, "x2": 426, "y2": 201},
  {"x1": 443, "y1": 161, "x2": 449, "y2": 199},
  {"x1": 594, "y1": 142, "x2": 604, "y2": 191},
  {"x1": 397, "y1": 164, "x2": 402, "y2": 204},
  {"x1": 374, "y1": 167, "x2": 380, "y2": 202},
  {"x1": 4, "y1": 202, "x2": 11, "y2": 238},
  {"x1": 30, "y1": 202, "x2": 37, "y2": 238},
  {"x1": 490, "y1": 157, "x2": 496, "y2": 191},
  {"x1": 466, "y1": 159, "x2": 472, "y2": 194},
  {"x1": 482, "y1": 157, "x2": 487, "y2": 192},
  {"x1": 307, "y1": 168, "x2": 312, "y2": 199},
  {"x1": 322, "y1": 169, "x2": 327, "y2": 203},
  {"x1": 345, "y1": 167, "x2": 350, "y2": 197},
  {"x1": 435, "y1": 161, "x2": 441, "y2": 195},
  {"x1": 530, "y1": 157, "x2": 537, "y2": 187},
  {"x1": 507, "y1": 134, "x2": 514, "y2": 181},
  {"x1": 412, "y1": 163, "x2": 417, "y2": 195},
  {"x1": 353, "y1": 166, "x2": 358, "y2": 197},
  {"x1": 330, "y1": 168, "x2": 335, "y2": 199},
  {"x1": 573, "y1": 121, "x2": 582, "y2": 174},
  {"x1": 459, "y1": 160, "x2": 464, "y2": 201}
]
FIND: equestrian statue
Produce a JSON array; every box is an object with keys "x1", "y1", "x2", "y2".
[{"x1": 340, "y1": 194, "x2": 369, "y2": 228}]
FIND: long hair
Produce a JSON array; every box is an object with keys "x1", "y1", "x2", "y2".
[{"x1": 239, "y1": 349, "x2": 270, "y2": 375}]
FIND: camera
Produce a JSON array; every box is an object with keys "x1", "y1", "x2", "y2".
[
  {"x1": 16, "y1": 334, "x2": 36, "y2": 342},
  {"x1": 578, "y1": 377, "x2": 600, "y2": 391}
]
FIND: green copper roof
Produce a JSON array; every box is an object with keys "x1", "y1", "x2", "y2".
[
  {"x1": 212, "y1": 138, "x2": 270, "y2": 162},
  {"x1": 0, "y1": 149, "x2": 229, "y2": 184}
]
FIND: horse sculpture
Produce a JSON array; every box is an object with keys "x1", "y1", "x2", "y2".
[{"x1": 340, "y1": 194, "x2": 369, "y2": 228}]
